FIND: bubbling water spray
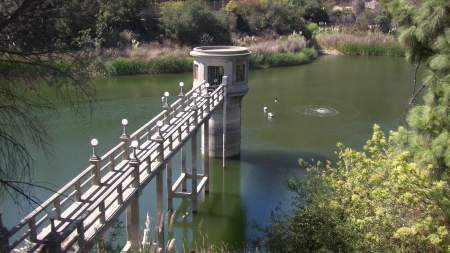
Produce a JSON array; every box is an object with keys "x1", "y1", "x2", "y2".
[{"x1": 292, "y1": 105, "x2": 339, "y2": 117}]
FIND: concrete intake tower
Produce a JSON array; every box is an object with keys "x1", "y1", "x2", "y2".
[{"x1": 190, "y1": 46, "x2": 251, "y2": 157}]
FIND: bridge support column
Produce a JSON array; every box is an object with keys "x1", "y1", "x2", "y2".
[
  {"x1": 156, "y1": 170, "x2": 165, "y2": 250},
  {"x1": 191, "y1": 129, "x2": 198, "y2": 213},
  {"x1": 127, "y1": 144, "x2": 140, "y2": 251},
  {"x1": 203, "y1": 120, "x2": 210, "y2": 193},
  {"x1": 191, "y1": 99, "x2": 199, "y2": 213},
  {"x1": 167, "y1": 159, "x2": 173, "y2": 211},
  {"x1": 152, "y1": 122, "x2": 165, "y2": 250},
  {"x1": 126, "y1": 198, "x2": 139, "y2": 251},
  {"x1": 181, "y1": 145, "x2": 187, "y2": 191}
]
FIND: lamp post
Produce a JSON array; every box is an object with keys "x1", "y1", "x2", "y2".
[
  {"x1": 163, "y1": 92, "x2": 170, "y2": 109},
  {"x1": 153, "y1": 121, "x2": 164, "y2": 161},
  {"x1": 179, "y1": 82, "x2": 187, "y2": 112},
  {"x1": 45, "y1": 210, "x2": 61, "y2": 253},
  {"x1": 156, "y1": 120, "x2": 163, "y2": 140},
  {"x1": 131, "y1": 140, "x2": 139, "y2": 161},
  {"x1": 90, "y1": 139, "x2": 99, "y2": 161},
  {"x1": 191, "y1": 92, "x2": 198, "y2": 110},
  {"x1": 89, "y1": 139, "x2": 101, "y2": 185},
  {"x1": 129, "y1": 140, "x2": 140, "y2": 188},
  {"x1": 179, "y1": 82, "x2": 184, "y2": 96},
  {"x1": 163, "y1": 92, "x2": 171, "y2": 125},
  {"x1": 121, "y1": 119, "x2": 128, "y2": 137},
  {"x1": 120, "y1": 119, "x2": 131, "y2": 160},
  {"x1": 0, "y1": 206, "x2": 9, "y2": 253}
]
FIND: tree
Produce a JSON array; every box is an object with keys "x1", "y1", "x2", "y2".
[
  {"x1": 0, "y1": 0, "x2": 97, "y2": 210},
  {"x1": 390, "y1": 0, "x2": 450, "y2": 176},
  {"x1": 160, "y1": 0, "x2": 220, "y2": 45}
]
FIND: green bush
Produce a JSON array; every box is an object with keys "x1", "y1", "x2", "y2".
[
  {"x1": 336, "y1": 41, "x2": 404, "y2": 56},
  {"x1": 102, "y1": 54, "x2": 193, "y2": 76},
  {"x1": 148, "y1": 54, "x2": 192, "y2": 74},
  {"x1": 160, "y1": 0, "x2": 220, "y2": 45},
  {"x1": 249, "y1": 48, "x2": 318, "y2": 68},
  {"x1": 236, "y1": 0, "x2": 307, "y2": 36},
  {"x1": 105, "y1": 57, "x2": 147, "y2": 75}
]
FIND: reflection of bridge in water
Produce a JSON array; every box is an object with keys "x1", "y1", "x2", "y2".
[
  {"x1": 3, "y1": 81, "x2": 226, "y2": 252},
  {"x1": 1, "y1": 46, "x2": 251, "y2": 253}
]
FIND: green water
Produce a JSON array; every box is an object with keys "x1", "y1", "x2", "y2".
[{"x1": 3, "y1": 55, "x2": 418, "y2": 251}]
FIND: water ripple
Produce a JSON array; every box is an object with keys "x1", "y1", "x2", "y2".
[{"x1": 292, "y1": 105, "x2": 339, "y2": 117}]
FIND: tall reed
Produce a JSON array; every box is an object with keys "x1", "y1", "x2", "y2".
[{"x1": 317, "y1": 34, "x2": 404, "y2": 56}]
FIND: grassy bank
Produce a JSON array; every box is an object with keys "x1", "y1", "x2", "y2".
[
  {"x1": 317, "y1": 33, "x2": 404, "y2": 56},
  {"x1": 90, "y1": 34, "x2": 318, "y2": 76},
  {"x1": 88, "y1": 32, "x2": 403, "y2": 76}
]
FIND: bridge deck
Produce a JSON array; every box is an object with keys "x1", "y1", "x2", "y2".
[{"x1": 7, "y1": 82, "x2": 225, "y2": 252}]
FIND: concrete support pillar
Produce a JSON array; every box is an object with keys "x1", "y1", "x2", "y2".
[
  {"x1": 204, "y1": 95, "x2": 243, "y2": 157},
  {"x1": 191, "y1": 130, "x2": 198, "y2": 213},
  {"x1": 156, "y1": 170, "x2": 164, "y2": 250},
  {"x1": 127, "y1": 143, "x2": 140, "y2": 251},
  {"x1": 202, "y1": 120, "x2": 210, "y2": 193},
  {"x1": 167, "y1": 159, "x2": 173, "y2": 211},
  {"x1": 126, "y1": 198, "x2": 139, "y2": 251},
  {"x1": 191, "y1": 99, "x2": 199, "y2": 213},
  {"x1": 181, "y1": 145, "x2": 187, "y2": 191}
]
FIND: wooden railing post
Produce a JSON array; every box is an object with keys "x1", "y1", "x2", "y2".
[{"x1": 0, "y1": 207, "x2": 10, "y2": 253}]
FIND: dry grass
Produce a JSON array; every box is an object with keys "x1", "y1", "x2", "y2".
[
  {"x1": 95, "y1": 40, "x2": 191, "y2": 61},
  {"x1": 245, "y1": 35, "x2": 307, "y2": 55},
  {"x1": 317, "y1": 33, "x2": 398, "y2": 49}
]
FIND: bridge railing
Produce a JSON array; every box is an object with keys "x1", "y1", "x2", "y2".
[{"x1": 5, "y1": 81, "x2": 225, "y2": 252}]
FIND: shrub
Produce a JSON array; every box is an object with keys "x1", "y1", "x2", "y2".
[
  {"x1": 160, "y1": 0, "x2": 220, "y2": 45},
  {"x1": 235, "y1": 0, "x2": 308, "y2": 36}
]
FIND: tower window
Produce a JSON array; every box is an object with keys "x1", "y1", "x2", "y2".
[
  {"x1": 236, "y1": 64, "x2": 245, "y2": 82},
  {"x1": 208, "y1": 66, "x2": 224, "y2": 86}
]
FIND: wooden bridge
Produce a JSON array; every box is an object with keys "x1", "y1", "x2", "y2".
[{"x1": 0, "y1": 79, "x2": 228, "y2": 253}]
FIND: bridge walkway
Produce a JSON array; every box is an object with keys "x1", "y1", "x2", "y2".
[{"x1": 5, "y1": 81, "x2": 225, "y2": 252}]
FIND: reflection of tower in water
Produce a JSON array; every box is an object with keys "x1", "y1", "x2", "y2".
[{"x1": 168, "y1": 157, "x2": 246, "y2": 251}]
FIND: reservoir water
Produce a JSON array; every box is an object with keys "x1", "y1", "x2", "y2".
[{"x1": 2, "y1": 55, "x2": 419, "y2": 251}]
